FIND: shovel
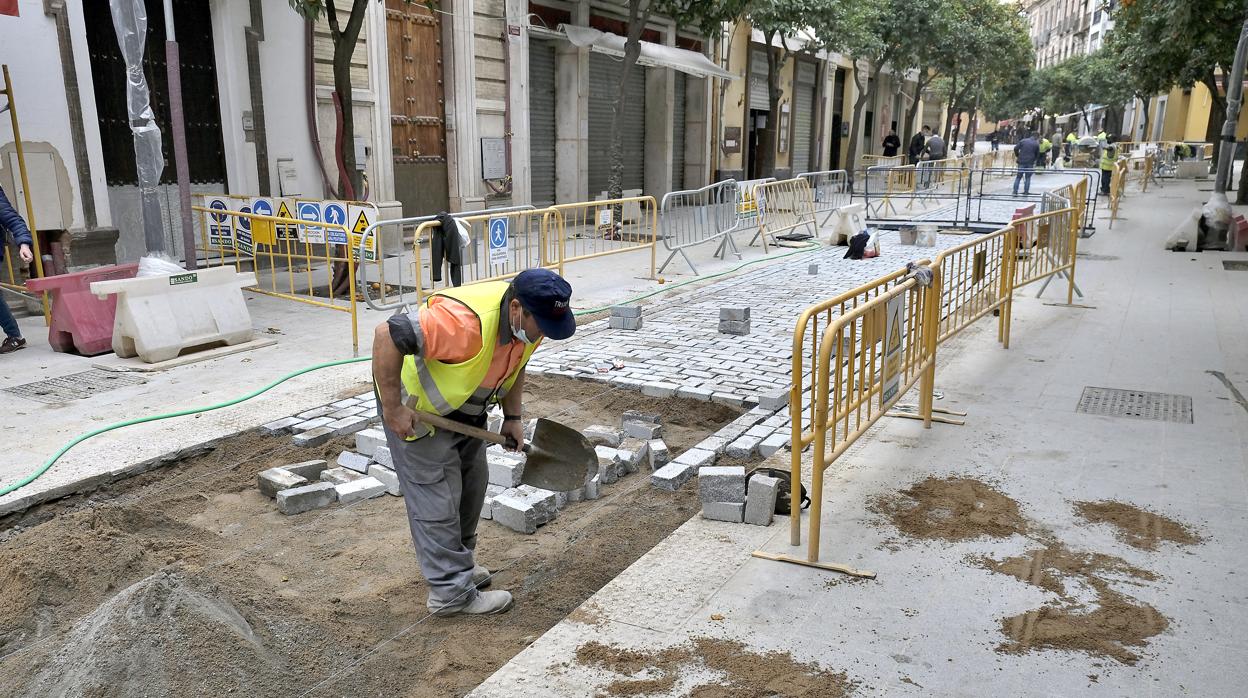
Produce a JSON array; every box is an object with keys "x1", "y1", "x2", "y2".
[{"x1": 412, "y1": 410, "x2": 598, "y2": 492}]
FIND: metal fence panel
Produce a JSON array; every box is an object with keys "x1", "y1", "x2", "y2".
[{"x1": 658, "y1": 180, "x2": 740, "y2": 275}]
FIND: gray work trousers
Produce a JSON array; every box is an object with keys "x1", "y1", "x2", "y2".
[{"x1": 381, "y1": 422, "x2": 489, "y2": 608}]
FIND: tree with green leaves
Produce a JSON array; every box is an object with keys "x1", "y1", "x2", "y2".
[
  {"x1": 1109, "y1": 0, "x2": 1243, "y2": 148},
  {"x1": 288, "y1": 0, "x2": 369, "y2": 201},
  {"x1": 603, "y1": 0, "x2": 749, "y2": 198}
]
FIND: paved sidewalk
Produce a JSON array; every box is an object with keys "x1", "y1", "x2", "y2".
[{"x1": 470, "y1": 179, "x2": 1248, "y2": 697}]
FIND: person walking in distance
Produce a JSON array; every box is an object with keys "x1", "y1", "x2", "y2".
[
  {"x1": 1100, "y1": 135, "x2": 1118, "y2": 195},
  {"x1": 1013, "y1": 131, "x2": 1040, "y2": 196},
  {"x1": 0, "y1": 185, "x2": 34, "y2": 354},
  {"x1": 371, "y1": 268, "x2": 577, "y2": 617}
]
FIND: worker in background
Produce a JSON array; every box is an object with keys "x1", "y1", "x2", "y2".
[
  {"x1": 0, "y1": 185, "x2": 34, "y2": 354},
  {"x1": 1065, "y1": 131, "x2": 1077, "y2": 166},
  {"x1": 372, "y1": 268, "x2": 576, "y2": 617},
  {"x1": 908, "y1": 125, "x2": 930, "y2": 165},
  {"x1": 1038, "y1": 134, "x2": 1053, "y2": 169},
  {"x1": 882, "y1": 129, "x2": 901, "y2": 158},
  {"x1": 1100, "y1": 135, "x2": 1118, "y2": 195}
]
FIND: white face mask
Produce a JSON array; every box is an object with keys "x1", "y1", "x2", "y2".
[{"x1": 512, "y1": 315, "x2": 535, "y2": 345}]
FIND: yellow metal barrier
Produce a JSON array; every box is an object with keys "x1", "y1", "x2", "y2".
[
  {"x1": 544, "y1": 196, "x2": 658, "y2": 277},
  {"x1": 1, "y1": 64, "x2": 49, "y2": 323},
  {"x1": 192, "y1": 205, "x2": 361, "y2": 354},
  {"x1": 1108, "y1": 158, "x2": 1130, "y2": 229},
  {"x1": 763, "y1": 268, "x2": 934, "y2": 574},
  {"x1": 411, "y1": 207, "x2": 558, "y2": 303},
  {"x1": 751, "y1": 178, "x2": 817, "y2": 250},
  {"x1": 768, "y1": 203, "x2": 1085, "y2": 574}
]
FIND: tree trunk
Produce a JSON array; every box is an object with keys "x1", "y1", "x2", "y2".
[
  {"x1": 326, "y1": 0, "x2": 369, "y2": 297},
  {"x1": 1203, "y1": 71, "x2": 1227, "y2": 169},
  {"x1": 760, "y1": 32, "x2": 783, "y2": 177},
  {"x1": 844, "y1": 63, "x2": 877, "y2": 186},
  {"x1": 965, "y1": 94, "x2": 981, "y2": 155},
  {"x1": 608, "y1": 0, "x2": 649, "y2": 200},
  {"x1": 1137, "y1": 96, "x2": 1151, "y2": 141},
  {"x1": 902, "y1": 70, "x2": 929, "y2": 148},
  {"x1": 942, "y1": 74, "x2": 958, "y2": 142}
]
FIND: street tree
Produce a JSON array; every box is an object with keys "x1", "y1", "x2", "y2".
[
  {"x1": 602, "y1": 0, "x2": 749, "y2": 198},
  {"x1": 288, "y1": 0, "x2": 369, "y2": 201},
  {"x1": 1110, "y1": 0, "x2": 1243, "y2": 149}
]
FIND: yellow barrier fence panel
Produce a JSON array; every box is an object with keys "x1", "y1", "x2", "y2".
[
  {"x1": 543, "y1": 196, "x2": 658, "y2": 279},
  {"x1": 1012, "y1": 207, "x2": 1079, "y2": 301},
  {"x1": 191, "y1": 205, "x2": 361, "y2": 354},
  {"x1": 751, "y1": 178, "x2": 817, "y2": 250},
  {"x1": 775, "y1": 273, "x2": 932, "y2": 571},
  {"x1": 929, "y1": 226, "x2": 1016, "y2": 348},
  {"x1": 412, "y1": 207, "x2": 559, "y2": 303}
]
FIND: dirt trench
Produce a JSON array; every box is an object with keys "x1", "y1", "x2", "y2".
[{"x1": 0, "y1": 375, "x2": 741, "y2": 698}]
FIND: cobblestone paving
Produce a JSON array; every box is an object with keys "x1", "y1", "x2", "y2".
[{"x1": 528, "y1": 229, "x2": 971, "y2": 407}]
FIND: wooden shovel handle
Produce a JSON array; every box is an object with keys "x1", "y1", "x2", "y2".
[{"x1": 415, "y1": 410, "x2": 523, "y2": 451}]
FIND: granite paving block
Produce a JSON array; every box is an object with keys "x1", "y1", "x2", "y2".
[
  {"x1": 698, "y1": 465, "x2": 747, "y2": 504},
  {"x1": 292, "y1": 427, "x2": 335, "y2": 448},
  {"x1": 283, "y1": 460, "x2": 329, "y2": 481},
  {"x1": 354, "y1": 428, "x2": 388, "y2": 457},
  {"x1": 335, "y1": 476, "x2": 387, "y2": 504},
  {"x1": 368, "y1": 463, "x2": 401, "y2": 496},
  {"x1": 337, "y1": 451, "x2": 372, "y2": 473},
  {"x1": 276, "y1": 482, "x2": 337, "y2": 515},
  {"x1": 744, "y1": 473, "x2": 780, "y2": 526},
  {"x1": 702, "y1": 501, "x2": 745, "y2": 523},
  {"x1": 260, "y1": 417, "x2": 302, "y2": 436},
  {"x1": 258, "y1": 467, "x2": 308, "y2": 498}
]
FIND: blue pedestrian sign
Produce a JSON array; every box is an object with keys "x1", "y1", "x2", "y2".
[
  {"x1": 297, "y1": 200, "x2": 324, "y2": 244},
  {"x1": 488, "y1": 217, "x2": 509, "y2": 266},
  {"x1": 323, "y1": 202, "x2": 348, "y2": 245}
]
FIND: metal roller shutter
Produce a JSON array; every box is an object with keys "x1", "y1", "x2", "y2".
[
  {"x1": 792, "y1": 62, "x2": 817, "y2": 174},
  {"x1": 528, "y1": 39, "x2": 557, "y2": 206},
  {"x1": 588, "y1": 53, "x2": 646, "y2": 196},
  {"x1": 672, "y1": 71, "x2": 687, "y2": 191},
  {"x1": 749, "y1": 47, "x2": 769, "y2": 111}
]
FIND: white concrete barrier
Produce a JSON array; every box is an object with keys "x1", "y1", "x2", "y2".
[
  {"x1": 830, "y1": 203, "x2": 868, "y2": 245},
  {"x1": 91, "y1": 266, "x2": 256, "y2": 363}
]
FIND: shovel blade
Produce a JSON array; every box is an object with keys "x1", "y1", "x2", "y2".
[{"x1": 520, "y1": 418, "x2": 597, "y2": 492}]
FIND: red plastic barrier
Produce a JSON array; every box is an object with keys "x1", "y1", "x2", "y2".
[
  {"x1": 26, "y1": 263, "x2": 139, "y2": 356},
  {"x1": 1233, "y1": 215, "x2": 1248, "y2": 252}
]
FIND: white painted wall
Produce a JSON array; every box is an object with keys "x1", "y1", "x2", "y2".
[{"x1": 0, "y1": 0, "x2": 111, "y2": 230}]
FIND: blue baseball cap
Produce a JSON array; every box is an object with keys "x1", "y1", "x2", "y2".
[{"x1": 513, "y1": 269, "x2": 575, "y2": 340}]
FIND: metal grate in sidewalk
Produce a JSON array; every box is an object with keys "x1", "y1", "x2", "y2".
[
  {"x1": 1075, "y1": 386, "x2": 1193, "y2": 423},
  {"x1": 3, "y1": 369, "x2": 148, "y2": 404}
]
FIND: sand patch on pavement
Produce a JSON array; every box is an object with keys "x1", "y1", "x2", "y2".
[
  {"x1": 1074, "y1": 500, "x2": 1202, "y2": 551},
  {"x1": 868, "y1": 476, "x2": 1030, "y2": 541}
]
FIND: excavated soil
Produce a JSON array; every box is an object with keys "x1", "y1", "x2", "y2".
[
  {"x1": 868, "y1": 476, "x2": 1030, "y2": 541},
  {"x1": 980, "y1": 542, "x2": 1168, "y2": 665},
  {"x1": 876, "y1": 477, "x2": 1202, "y2": 667},
  {"x1": 0, "y1": 375, "x2": 739, "y2": 698},
  {"x1": 1074, "y1": 500, "x2": 1203, "y2": 551},
  {"x1": 575, "y1": 637, "x2": 857, "y2": 697}
]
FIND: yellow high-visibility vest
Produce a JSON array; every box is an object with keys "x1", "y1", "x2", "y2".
[{"x1": 400, "y1": 281, "x2": 539, "y2": 421}]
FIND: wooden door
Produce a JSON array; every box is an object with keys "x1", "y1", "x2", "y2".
[{"x1": 386, "y1": 0, "x2": 448, "y2": 215}]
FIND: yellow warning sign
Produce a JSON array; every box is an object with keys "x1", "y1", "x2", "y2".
[
  {"x1": 275, "y1": 199, "x2": 298, "y2": 241},
  {"x1": 352, "y1": 210, "x2": 370, "y2": 235}
]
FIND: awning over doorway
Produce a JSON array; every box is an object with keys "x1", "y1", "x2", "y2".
[{"x1": 546, "y1": 24, "x2": 738, "y2": 81}]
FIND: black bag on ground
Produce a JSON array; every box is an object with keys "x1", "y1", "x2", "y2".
[
  {"x1": 844, "y1": 231, "x2": 870, "y2": 260},
  {"x1": 746, "y1": 467, "x2": 811, "y2": 515}
]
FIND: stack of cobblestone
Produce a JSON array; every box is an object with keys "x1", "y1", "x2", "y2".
[
  {"x1": 649, "y1": 403, "x2": 794, "y2": 492},
  {"x1": 719, "y1": 307, "x2": 751, "y2": 336},
  {"x1": 260, "y1": 391, "x2": 380, "y2": 447},
  {"x1": 698, "y1": 466, "x2": 780, "y2": 526},
  {"x1": 609, "y1": 304, "x2": 642, "y2": 330}
]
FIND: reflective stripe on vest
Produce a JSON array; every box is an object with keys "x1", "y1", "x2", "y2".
[{"x1": 399, "y1": 281, "x2": 539, "y2": 418}]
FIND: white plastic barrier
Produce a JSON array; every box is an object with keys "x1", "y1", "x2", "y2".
[
  {"x1": 91, "y1": 266, "x2": 257, "y2": 363},
  {"x1": 829, "y1": 203, "x2": 868, "y2": 245}
]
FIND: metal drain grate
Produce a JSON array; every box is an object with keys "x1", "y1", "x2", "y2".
[
  {"x1": 1223, "y1": 261, "x2": 1248, "y2": 271},
  {"x1": 1076, "y1": 387, "x2": 1193, "y2": 424},
  {"x1": 3, "y1": 369, "x2": 148, "y2": 404}
]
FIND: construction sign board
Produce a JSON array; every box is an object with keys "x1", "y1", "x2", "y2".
[
  {"x1": 274, "y1": 199, "x2": 299, "y2": 241},
  {"x1": 880, "y1": 294, "x2": 904, "y2": 406},
  {"x1": 348, "y1": 204, "x2": 378, "y2": 261},
  {"x1": 322, "y1": 201, "x2": 349, "y2": 245},
  {"x1": 297, "y1": 200, "x2": 325, "y2": 244},
  {"x1": 206, "y1": 197, "x2": 234, "y2": 249},
  {"x1": 250, "y1": 197, "x2": 277, "y2": 247},
  {"x1": 488, "y1": 217, "x2": 509, "y2": 266},
  {"x1": 233, "y1": 203, "x2": 255, "y2": 256}
]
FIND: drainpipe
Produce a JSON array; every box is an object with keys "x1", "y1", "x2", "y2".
[
  {"x1": 245, "y1": 0, "x2": 270, "y2": 195},
  {"x1": 43, "y1": 0, "x2": 97, "y2": 230},
  {"x1": 162, "y1": 0, "x2": 196, "y2": 268}
]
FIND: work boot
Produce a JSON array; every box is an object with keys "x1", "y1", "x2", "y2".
[
  {"x1": 0, "y1": 336, "x2": 26, "y2": 354},
  {"x1": 429, "y1": 590, "x2": 514, "y2": 617},
  {"x1": 472, "y1": 565, "x2": 492, "y2": 589}
]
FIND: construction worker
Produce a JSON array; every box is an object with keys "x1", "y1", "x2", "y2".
[
  {"x1": 372, "y1": 268, "x2": 576, "y2": 617},
  {"x1": 1100, "y1": 135, "x2": 1118, "y2": 195},
  {"x1": 1064, "y1": 131, "x2": 1077, "y2": 165},
  {"x1": 0, "y1": 185, "x2": 34, "y2": 354},
  {"x1": 1038, "y1": 134, "x2": 1053, "y2": 169}
]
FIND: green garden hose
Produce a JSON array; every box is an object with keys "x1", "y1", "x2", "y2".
[{"x1": 1, "y1": 240, "x2": 822, "y2": 497}]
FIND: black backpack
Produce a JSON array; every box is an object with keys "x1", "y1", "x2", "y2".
[{"x1": 746, "y1": 467, "x2": 811, "y2": 515}]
